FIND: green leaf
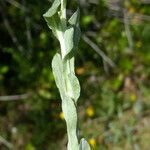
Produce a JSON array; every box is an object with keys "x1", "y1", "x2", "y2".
[
  {"x1": 43, "y1": 0, "x2": 61, "y2": 18},
  {"x1": 68, "y1": 8, "x2": 80, "y2": 26},
  {"x1": 45, "y1": 16, "x2": 61, "y2": 38},
  {"x1": 68, "y1": 73, "x2": 80, "y2": 103},
  {"x1": 68, "y1": 8, "x2": 81, "y2": 49},
  {"x1": 80, "y1": 138, "x2": 91, "y2": 150},
  {"x1": 52, "y1": 54, "x2": 80, "y2": 149},
  {"x1": 63, "y1": 25, "x2": 80, "y2": 61},
  {"x1": 62, "y1": 95, "x2": 79, "y2": 150},
  {"x1": 64, "y1": 27, "x2": 74, "y2": 55},
  {"x1": 52, "y1": 53, "x2": 66, "y2": 98},
  {"x1": 43, "y1": 0, "x2": 61, "y2": 37}
]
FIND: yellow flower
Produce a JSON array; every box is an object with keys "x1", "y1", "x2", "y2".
[
  {"x1": 86, "y1": 106, "x2": 94, "y2": 117},
  {"x1": 59, "y1": 112, "x2": 64, "y2": 120},
  {"x1": 130, "y1": 93, "x2": 137, "y2": 102},
  {"x1": 88, "y1": 138, "x2": 96, "y2": 147}
]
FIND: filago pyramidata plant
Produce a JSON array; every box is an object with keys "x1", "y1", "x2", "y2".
[{"x1": 43, "y1": 0, "x2": 91, "y2": 150}]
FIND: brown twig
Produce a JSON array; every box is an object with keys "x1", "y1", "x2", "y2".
[
  {"x1": 82, "y1": 35, "x2": 116, "y2": 68},
  {"x1": 0, "y1": 1, "x2": 24, "y2": 53},
  {"x1": 0, "y1": 93, "x2": 31, "y2": 101}
]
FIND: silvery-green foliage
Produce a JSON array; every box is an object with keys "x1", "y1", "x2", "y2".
[
  {"x1": 80, "y1": 139, "x2": 91, "y2": 150},
  {"x1": 43, "y1": 0, "x2": 91, "y2": 149}
]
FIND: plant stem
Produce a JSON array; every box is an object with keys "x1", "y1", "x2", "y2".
[
  {"x1": 43, "y1": 0, "x2": 91, "y2": 149},
  {"x1": 60, "y1": 0, "x2": 67, "y2": 29}
]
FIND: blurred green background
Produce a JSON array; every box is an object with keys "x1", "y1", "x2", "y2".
[{"x1": 0, "y1": 0, "x2": 150, "y2": 149}]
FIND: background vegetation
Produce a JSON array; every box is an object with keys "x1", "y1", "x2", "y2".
[{"x1": 0, "y1": 0, "x2": 150, "y2": 149}]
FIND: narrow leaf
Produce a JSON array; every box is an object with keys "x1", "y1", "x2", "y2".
[
  {"x1": 43, "y1": 0, "x2": 61, "y2": 18},
  {"x1": 68, "y1": 9, "x2": 81, "y2": 50},
  {"x1": 62, "y1": 95, "x2": 79, "y2": 150},
  {"x1": 52, "y1": 53, "x2": 66, "y2": 97},
  {"x1": 68, "y1": 8, "x2": 80, "y2": 26},
  {"x1": 43, "y1": 0, "x2": 61, "y2": 37},
  {"x1": 68, "y1": 73, "x2": 80, "y2": 103},
  {"x1": 80, "y1": 138, "x2": 91, "y2": 150},
  {"x1": 64, "y1": 27, "x2": 74, "y2": 55}
]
